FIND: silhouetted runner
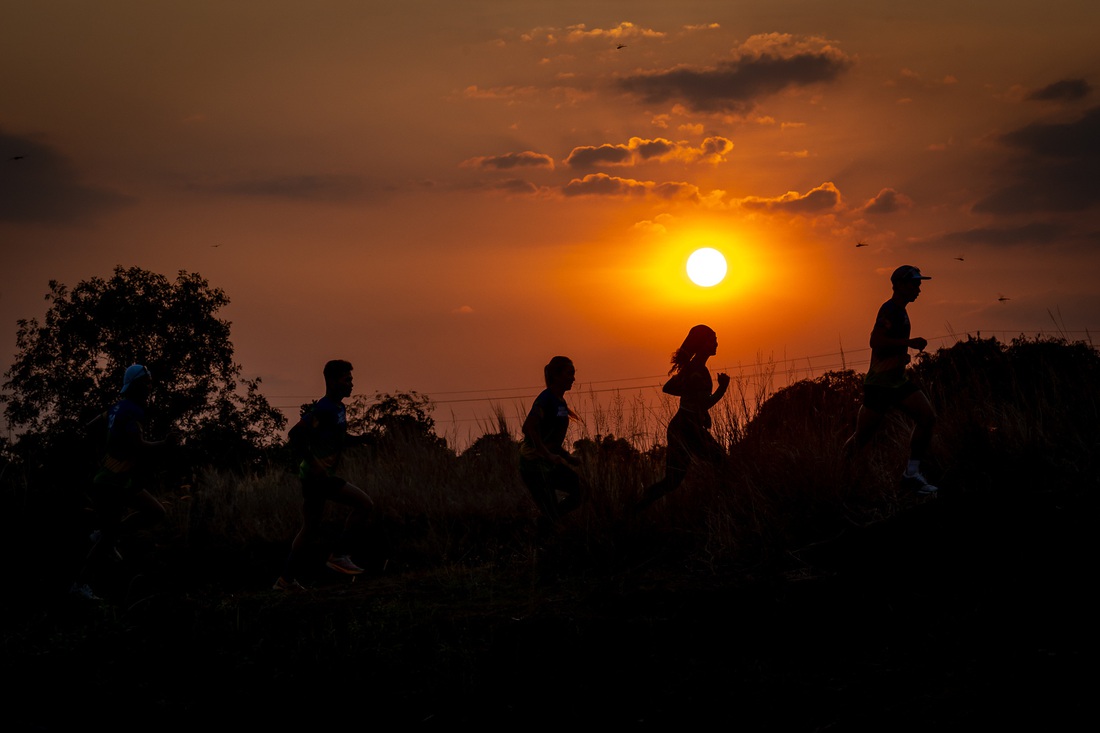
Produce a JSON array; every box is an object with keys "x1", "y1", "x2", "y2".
[
  {"x1": 519, "y1": 356, "x2": 586, "y2": 531},
  {"x1": 72, "y1": 364, "x2": 173, "y2": 600},
  {"x1": 274, "y1": 359, "x2": 374, "y2": 590},
  {"x1": 843, "y1": 265, "x2": 938, "y2": 494},
  {"x1": 639, "y1": 325, "x2": 730, "y2": 510}
]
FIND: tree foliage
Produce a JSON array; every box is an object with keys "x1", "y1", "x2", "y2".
[
  {"x1": 2, "y1": 266, "x2": 286, "y2": 466},
  {"x1": 346, "y1": 391, "x2": 447, "y2": 451}
]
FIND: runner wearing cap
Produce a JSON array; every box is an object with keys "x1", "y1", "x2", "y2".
[
  {"x1": 843, "y1": 266, "x2": 938, "y2": 494},
  {"x1": 72, "y1": 364, "x2": 173, "y2": 599}
]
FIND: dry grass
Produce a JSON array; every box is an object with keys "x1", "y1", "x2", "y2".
[{"x1": 4, "y1": 335, "x2": 1097, "y2": 586}]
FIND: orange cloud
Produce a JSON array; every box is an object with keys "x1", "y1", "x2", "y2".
[
  {"x1": 861, "y1": 188, "x2": 913, "y2": 214},
  {"x1": 564, "y1": 136, "x2": 733, "y2": 168},
  {"x1": 738, "y1": 182, "x2": 841, "y2": 213},
  {"x1": 561, "y1": 173, "x2": 701, "y2": 201}
]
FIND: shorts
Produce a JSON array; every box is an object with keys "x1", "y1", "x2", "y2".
[
  {"x1": 300, "y1": 475, "x2": 348, "y2": 507},
  {"x1": 862, "y1": 380, "x2": 921, "y2": 413}
]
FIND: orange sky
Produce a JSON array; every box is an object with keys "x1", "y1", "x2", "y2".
[{"x1": 3, "y1": 1, "x2": 1099, "y2": 444}]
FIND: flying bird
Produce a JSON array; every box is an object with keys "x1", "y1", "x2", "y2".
[
  {"x1": 998, "y1": 294, "x2": 1011, "y2": 303},
  {"x1": 855, "y1": 241, "x2": 868, "y2": 248},
  {"x1": 616, "y1": 43, "x2": 627, "y2": 50},
  {"x1": 9, "y1": 156, "x2": 24, "y2": 161},
  {"x1": 954, "y1": 256, "x2": 965, "y2": 261}
]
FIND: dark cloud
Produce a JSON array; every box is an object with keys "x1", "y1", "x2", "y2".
[
  {"x1": 651, "y1": 181, "x2": 701, "y2": 201},
  {"x1": 973, "y1": 107, "x2": 1100, "y2": 215},
  {"x1": 491, "y1": 178, "x2": 540, "y2": 194},
  {"x1": 1026, "y1": 78, "x2": 1091, "y2": 102},
  {"x1": 0, "y1": 130, "x2": 132, "y2": 224},
  {"x1": 740, "y1": 182, "x2": 841, "y2": 214},
  {"x1": 561, "y1": 173, "x2": 701, "y2": 201},
  {"x1": 199, "y1": 174, "x2": 371, "y2": 202},
  {"x1": 617, "y1": 37, "x2": 851, "y2": 113},
  {"x1": 634, "y1": 139, "x2": 677, "y2": 159},
  {"x1": 940, "y1": 222, "x2": 1067, "y2": 246},
  {"x1": 563, "y1": 144, "x2": 632, "y2": 169},
  {"x1": 462, "y1": 151, "x2": 554, "y2": 170},
  {"x1": 564, "y1": 136, "x2": 734, "y2": 168},
  {"x1": 562, "y1": 173, "x2": 649, "y2": 197},
  {"x1": 862, "y1": 188, "x2": 912, "y2": 215}
]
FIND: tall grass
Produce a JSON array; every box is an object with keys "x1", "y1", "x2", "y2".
[{"x1": 6, "y1": 335, "x2": 1098, "y2": 588}]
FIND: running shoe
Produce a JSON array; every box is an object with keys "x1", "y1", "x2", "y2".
[
  {"x1": 69, "y1": 582, "x2": 102, "y2": 601},
  {"x1": 326, "y1": 554, "x2": 364, "y2": 575},
  {"x1": 272, "y1": 576, "x2": 305, "y2": 591},
  {"x1": 903, "y1": 471, "x2": 938, "y2": 495}
]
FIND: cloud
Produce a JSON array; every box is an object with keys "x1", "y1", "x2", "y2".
[
  {"x1": 522, "y1": 22, "x2": 665, "y2": 45},
  {"x1": 461, "y1": 151, "x2": 554, "y2": 170},
  {"x1": 489, "y1": 178, "x2": 542, "y2": 195},
  {"x1": 561, "y1": 173, "x2": 701, "y2": 201},
  {"x1": 0, "y1": 130, "x2": 132, "y2": 224},
  {"x1": 972, "y1": 106, "x2": 1100, "y2": 214},
  {"x1": 738, "y1": 182, "x2": 841, "y2": 214},
  {"x1": 885, "y1": 68, "x2": 958, "y2": 93},
  {"x1": 564, "y1": 136, "x2": 734, "y2": 168},
  {"x1": 197, "y1": 174, "x2": 372, "y2": 202},
  {"x1": 938, "y1": 222, "x2": 1067, "y2": 246},
  {"x1": 861, "y1": 188, "x2": 913, "y2": 215},
  {"x1": 563, "y1": 143, "x2": 633, "y2": 169},
  {"x1": 1026, "y1": 78, "x2": 1091, "y2": 102},
  {"x1": 462, "y1": 84, "x2": 537, "y2": 101},
  {"x1": 617, "y1": 33, "x2": 852, "y2": 113}
]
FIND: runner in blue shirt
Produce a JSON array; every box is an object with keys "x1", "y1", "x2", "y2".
[{"x1": 274, "y1": 359, "x2": 374, "y2": 590}]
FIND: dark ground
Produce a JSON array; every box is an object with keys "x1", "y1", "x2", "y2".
[{"x1": 3, "y1": 483, "x2": 1092, "y2": 730}]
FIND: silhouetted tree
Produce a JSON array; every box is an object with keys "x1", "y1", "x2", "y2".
[
  {"x1": 346, "y1": 391, "x2": 447, "y2": 451},
  {"x1": 2, "y1": 266, "x2": 285, "y2": 470}
]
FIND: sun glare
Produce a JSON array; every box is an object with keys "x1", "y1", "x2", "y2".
[{"x1": 686, "y1": 248, "x2": 727, "y2": 287}]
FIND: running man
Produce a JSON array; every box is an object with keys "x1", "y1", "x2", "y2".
[
  {"x1": 844, "y1": 265, "x2": 938, "y2": 493},
  {"x1": 519, "y1": 356, "x2": 586, "y2": 530},
  {"x1": 72, "y1": 364, "x2": 172, "y2": 600},
  {"x1": 274, "y1": 359, "x2": 373, "y2": 590}
]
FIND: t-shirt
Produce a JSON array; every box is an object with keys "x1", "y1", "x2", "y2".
[
  {"x1": 99, "y1": 398, "x2": 145, "y2": 476},
  {"x1": 519, "y1": 389, "x2": 570, "y2": 462},
  {"x1": 298, "y1": 396, "x2": 348, "y2": 478},
  {"x1": 865, "y1": 298, "x2": 911, "y2": 388}
]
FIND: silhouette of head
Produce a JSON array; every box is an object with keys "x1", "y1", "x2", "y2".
[
  {"x1": 121, "y1": 364, "x2": 151, "y2": 396},
  {"x1": 543, "y1": 356, "x2": 575, "y2": 389},
  {"x1": 670, "y1": 325, "x2": 717, "y2": 373},
  {"x1": 680, "y1": 325, "x2": 716, "y2": 354},
  {"x1": 890, "y1": 265, "x2": 931, "y2": 288},
  {"x1": 323, "y1": 359, "x2": 354, "y2": 398}
]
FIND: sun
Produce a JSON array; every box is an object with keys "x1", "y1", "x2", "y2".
[{"x1": 686, "y1": 247, "x2": 727, "y2": 287}]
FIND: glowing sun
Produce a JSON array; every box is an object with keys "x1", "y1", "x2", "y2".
[{"x1": 686, "y1": 248, "x2": 727, "y2": 287}]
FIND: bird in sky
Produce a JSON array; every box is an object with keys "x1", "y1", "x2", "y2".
[
  {"x1": 998, "y1": 294, "x2": 1011, "y2": 303},
  {"x1": 954, "y1": 256, "x2": 965, "y2": 261},
  {"x1": 855, "y1": 241, "x2": 868, "y2": 248},
  {"x1": 616, "y1": 43, "x2": 627, "y2": 50}
]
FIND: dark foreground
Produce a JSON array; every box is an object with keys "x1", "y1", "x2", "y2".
[{"x1": 4, "y1": 485, "x2": 1092, "y2": 730}]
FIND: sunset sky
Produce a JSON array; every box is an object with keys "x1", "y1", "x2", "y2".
[{"x1": 3, "y1": 1, "x2": 1098, "y2": 443}]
